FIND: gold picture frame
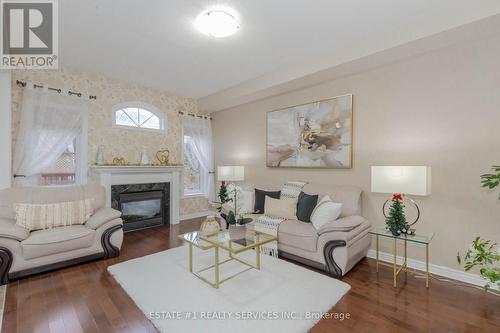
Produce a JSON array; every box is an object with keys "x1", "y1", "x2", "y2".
[{"x1": 266, "y1": 94, "x2": 353, "y2": 169}]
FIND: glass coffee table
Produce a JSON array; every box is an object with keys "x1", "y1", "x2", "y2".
[{"x1": 178, "y1": 228, "x2": 277, "y2": 288}]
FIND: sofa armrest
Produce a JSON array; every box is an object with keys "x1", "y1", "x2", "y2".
[
  {"x1": 316, "y1": 216, "x2": 367, "y2": 235},
  {"x1": 0, "y1": 218, "x2": 29, "y2": 241},
  {"x1": 85, "y1": 208, "x2": 122, "y2": 230}
]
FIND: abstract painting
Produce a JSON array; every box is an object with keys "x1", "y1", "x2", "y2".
[{"x1": 266, "y1": 94, "x2": 353, "y2": 168}]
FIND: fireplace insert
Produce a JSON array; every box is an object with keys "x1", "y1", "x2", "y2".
[{"x1": 112, "y1": 183, "x2": 170, "y2": 232}]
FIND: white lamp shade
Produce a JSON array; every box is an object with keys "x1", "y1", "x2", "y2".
[
  {"x1": 371, "y1": 166, "x2": 431, "y2": 196},
  {"x1": 217, "y1": 166, "x2": 244, "y2": 182}
]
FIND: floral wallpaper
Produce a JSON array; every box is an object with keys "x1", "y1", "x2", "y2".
[{"x1": 11, "y1": 67, "x2": 209, "y2": 215}]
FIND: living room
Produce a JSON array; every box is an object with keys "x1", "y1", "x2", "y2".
[{"x1": 0, "y1": 1, "x2": 499, "y2": 332}]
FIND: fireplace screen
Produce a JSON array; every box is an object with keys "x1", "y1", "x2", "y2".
[{"x1": 119, "y1": 190, "x2": 164, "y2": 231}]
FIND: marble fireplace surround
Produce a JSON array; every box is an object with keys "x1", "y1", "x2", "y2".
[{"x1": 90, "y1": 166, "x2": 183, "y2": 224}]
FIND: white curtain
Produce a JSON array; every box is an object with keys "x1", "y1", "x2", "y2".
[
  {"x1": 181, "y1": 115, "x2": 215, "y2": 201},
  {"x1": 13, "y1": 83, "x2": 88, "y2": 187}
]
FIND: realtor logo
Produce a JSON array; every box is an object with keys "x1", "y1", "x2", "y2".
[{"x1": 1, "y1": 0, "x2": 58, "y2": 69}]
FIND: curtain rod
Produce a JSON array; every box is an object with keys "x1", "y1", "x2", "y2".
[
  {"x1": 178, "y1": 111, "x2": 212, "y2": 120},
  {"x1": 15, "y1": 80, "x2": 97, "y2": 100}
]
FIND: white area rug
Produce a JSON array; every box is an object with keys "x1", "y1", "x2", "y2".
[{"x1": 108, "y1": 245, "x2": 350, "y2": 333}]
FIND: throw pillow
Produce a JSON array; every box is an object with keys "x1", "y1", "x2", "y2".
[
  {"x1": 14, "y1": 199, "x2": 94, "y2": 231},
  {"x1": 310, "y1": 195, "x2": 343, "y2": 230},
  {"x1": 264, "y1": 196, "x2": 297, "y2": 220},
  {"x1": 280, "y1": 181, "x2": 307, "y2": 200},
  {"x1": 254, "y1": 189, "x2": 281, "y2": 214},
  {"x1": 296, "y1": 192, "x2": 319, "y2": 222}
]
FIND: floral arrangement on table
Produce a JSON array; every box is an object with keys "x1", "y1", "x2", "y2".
[
  {"x1": 457, "y1": 165, "x2": 500, "y2": 291},
  {"x1": 385, "y1": 194, "x2": 408, "y2": 236},
  {"x1": 216, "y1": 182, "x2": 252, "y2": 227}
]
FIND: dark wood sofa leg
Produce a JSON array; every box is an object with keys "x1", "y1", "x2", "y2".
[
  {"x1": 101, "y1": 225, "x2": 123, "y2": 259},
  {"x1": 323, "y1": 240, "x2": 347, "y2": 278},
  {"x1": 0, "y1": 247, "x2": 13, "y2": 286}
]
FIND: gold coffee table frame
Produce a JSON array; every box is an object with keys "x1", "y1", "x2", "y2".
[
  {"x1": 178, "y1": 229, "x2": 277, "y2": 289},
  {"x1": 369, "y1": 227, "x2": 434, "y2": 288}
]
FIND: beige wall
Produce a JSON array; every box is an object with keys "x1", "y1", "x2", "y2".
[
  {"x1": 212, "y1": 32, "x2": 500, "y2": 270},
  {"x1": 11, "y1": 67, "x2": 208, "y2": 215}
]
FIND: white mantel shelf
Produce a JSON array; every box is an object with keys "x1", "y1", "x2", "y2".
[
  {"x1": 90, "y1": 165, "x2": 184, "y2": 174},
  {"x1": 90, "y1": 165, "x2": 183, "y2": 224}
]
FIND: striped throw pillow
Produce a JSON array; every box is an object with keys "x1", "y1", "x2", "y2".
[
  {"x1": 280, "y1": 181, "x2": 307, "y2": 200},
  {"x1": 14, "y1": 199, "x2": 94, "y2": 231}
]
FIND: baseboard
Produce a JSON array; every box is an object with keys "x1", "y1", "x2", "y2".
[
  {"x1": 367, "y1": 249, "x2": 499, "y2": 291},
  {"x1": 179, "y1": 210, "x2": 216, "y2": 221}
]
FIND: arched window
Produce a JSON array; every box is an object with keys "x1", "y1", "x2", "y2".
[{"x1": 112, "y1": 102, "x2": 165, "y2": 131}]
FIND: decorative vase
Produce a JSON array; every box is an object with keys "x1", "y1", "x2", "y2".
[
  {"x1": 200, "y1": 216, "x2": 220, "y2": 234},
  {"x1": 139, "y1": 147, "x2": 149, "y2": 165},
  {"x1": 389, "y1": 227, "x2": 401, "y2": 236},
  {"x1": 95, "y1": 145, "x2": 105, "y2": 165}
]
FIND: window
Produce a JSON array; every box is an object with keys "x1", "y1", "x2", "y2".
[
  {"x1": 112, "y1": 102, "x2": 165, "y2": 131},
  {"x1": 38, "y1": 139, "x2": 77, "y2": 186},
  {"x1": 183, "y1": 135, "x2": 205, "y2": 196}
]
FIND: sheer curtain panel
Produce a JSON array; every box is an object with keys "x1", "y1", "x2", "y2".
[
  {"x1": 13, "y1": 83, "x2": 88, "y2": 186},
  {"x1": 181, "y1": 115, "x2": 215, "y2": 201}
]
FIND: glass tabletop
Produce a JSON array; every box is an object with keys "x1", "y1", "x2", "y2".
[
  {"x1": 200, "y1": 229, "x2": 277, "y2": 254},
  {"x1": 178, "y1": 231, "x2": 214, "y2": 250},
  {"x1": 369, "y1": 227, "x2": 434, "y2": 244}
]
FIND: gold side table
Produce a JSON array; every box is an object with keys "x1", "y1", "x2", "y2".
[{"x1": 369, "y1": 227, "x2": 435, "y2": 288}]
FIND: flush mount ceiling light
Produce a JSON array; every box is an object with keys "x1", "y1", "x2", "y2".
[{"x1": 196, "y1": 10, "x2": 239, "y2": 38}]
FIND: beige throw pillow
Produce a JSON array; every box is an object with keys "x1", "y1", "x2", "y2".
[
  {"x1": 14, "y1": 199, "x2": 94, "y2": 231},
  {"x1": 264, "y1": 196, "x2": 297, "y2": 220}
]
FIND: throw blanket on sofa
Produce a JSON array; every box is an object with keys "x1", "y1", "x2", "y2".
[
  {"x1": 254, "y1": 181, "x2": 307, "y2": 257},
  {"x1": 253, "y1": 215, "x2": 284, "y2": 258}
]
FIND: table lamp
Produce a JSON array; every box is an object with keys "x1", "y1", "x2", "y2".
[{"x1": 371, "y1": 166, "x2": 431, "y2": 235}]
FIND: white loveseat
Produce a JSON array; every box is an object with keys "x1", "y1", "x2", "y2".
[
  {"x1": 0, "y1": 185, "x2": 123, "y2": 285},
  {"x1": 223, "y1": 184, "x2": 371, "y2": 278}
]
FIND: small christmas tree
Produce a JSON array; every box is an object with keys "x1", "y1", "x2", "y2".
[
  {"x1": 218, "y1": 181, "x2": 229, "y2": 204},
  {"x1": 385, "y1": 194, "x2": 407, "y2": 236}
]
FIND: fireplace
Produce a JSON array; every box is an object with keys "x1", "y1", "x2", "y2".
[{"x1": 111, "y1": 183, "x2": 170, "y2": 232}]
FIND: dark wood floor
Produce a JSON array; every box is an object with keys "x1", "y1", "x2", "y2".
[{"x1": 2, "y1": 219, "x2": 499, "y2": 333}]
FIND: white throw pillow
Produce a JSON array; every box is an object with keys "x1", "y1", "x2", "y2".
[
  {"x1": 14, "y1": 199, "x2": 94, "y2": 231},
  {"x1": 264, "y1": 196, "x2": 297, "y2": 220},
  {"x1": 310, "y1": 195, "x2": 343, "y2": 230}
]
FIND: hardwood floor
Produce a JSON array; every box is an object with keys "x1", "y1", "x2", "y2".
[{"x1": 2, "y1": 219, "x2": 499, "y2": 333}]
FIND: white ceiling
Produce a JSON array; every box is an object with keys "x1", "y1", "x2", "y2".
[{"x1": 60, "y1": 1, "x2": 500, "y2": 99}]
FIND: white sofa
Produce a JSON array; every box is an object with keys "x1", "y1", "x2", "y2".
[
  {"x1": 225, "y1": 184, "x2": 371, "y2": 278},
  {"x1": 0, "y1": 185, "x2": 123, "y2": 285}
]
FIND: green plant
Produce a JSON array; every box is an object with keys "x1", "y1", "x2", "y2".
[
  {"x1": 457, "y1": 237, "x2": 500, "y2": 290},
  {"x1": 481, "y1": 165, "x2": 500, "y2": 199},
  {"x1": 457, "y1": 165, "x2": 500, "y2": 291}
]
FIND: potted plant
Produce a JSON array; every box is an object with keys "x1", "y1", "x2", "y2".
[
  {"x1": 457, "y1": 165, "x2": 500, "y2": 291},
  {"x1": 218, "y1": 183, "x2": 252, "y2": 237}
]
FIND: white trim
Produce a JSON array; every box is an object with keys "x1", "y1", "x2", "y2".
[
  {"x1": 367, "y1": 249, "x2": 499, "y2": 291},
  {"x1": 180, "y1": 210, "x2": 215, "y2": 221},
  {"x1": 112, "y1": 101, "x2": 166, "y2": 132},
  {"x1": 182, "y1": 193, "x2": 206, "y2": 199},
  {"x1": 0, "y1": 71, "x2": 11, "y2": 190}
]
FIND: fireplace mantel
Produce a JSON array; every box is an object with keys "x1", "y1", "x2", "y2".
[{"x1": 90, "y1": 165, "x2": 183, "y2": 225}]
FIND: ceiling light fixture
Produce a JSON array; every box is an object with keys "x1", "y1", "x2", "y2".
[{"x1": 196, "y1": 10, "x2": 239, "y2": 38}]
